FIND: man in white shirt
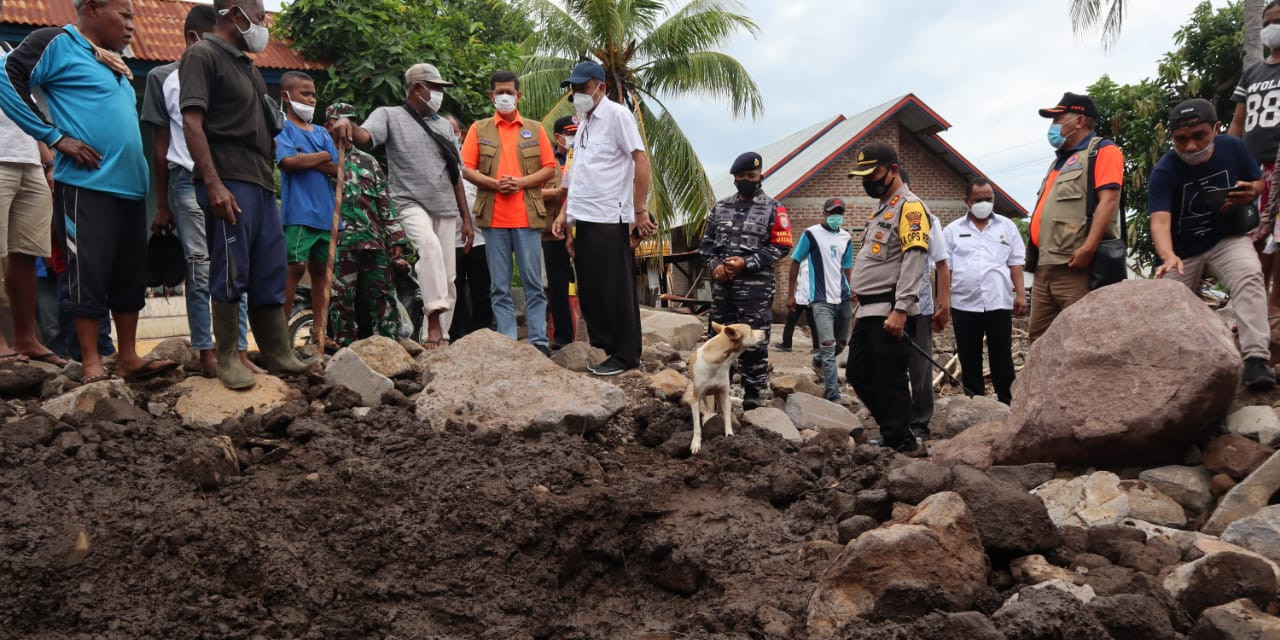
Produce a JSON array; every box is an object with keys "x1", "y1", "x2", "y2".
[
  {"x1": 941, "y1": 178, "x2": 1027, "y2": 404},
  {"x1": 551, "y1": 61, "x2": 654, "y2": 376},
  {"x1": 788, "y1": 198, "x2": 853, "y2": 401}
]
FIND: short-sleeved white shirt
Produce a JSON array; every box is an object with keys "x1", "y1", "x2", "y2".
[
  {"x1": 0, "y1": 45, "x2": 40, "y2": 166},
  {"x1": 564, "y1": 98, "x2": 645, "y2": 224},
  {"x1": 942, "y1": 213, "x2": 1027, "y2": 313},
  {"x1": 161, "y1": 71, "x2": 194, "y2": 171}
]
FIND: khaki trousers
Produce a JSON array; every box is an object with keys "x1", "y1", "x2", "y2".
[
  {"x1": 1028, "y1": 263, "x2": 1090, "y2": 342},
  {"x1": 1165, "y1": 235, "x2": 1270, "y2": 361},
  {"x1": 399, "y1": 207, "x2": 457, "y2": 340}
]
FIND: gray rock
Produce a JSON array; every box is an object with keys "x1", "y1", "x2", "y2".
[
  {"x1": 992, "y1": 583, "x2": 1111, "y2": 640},
  {"x1": 641, "y1": 340, "x2": 681, "y2": 364},
  {"x1": 1118, "y1": 479, "x2": 1187, "y2": 528},
  {"x1": 399, "y1": 338, "x2": 426, "y2": 358},
  {"x1": 42, "y1": 378, "x2": 134, "y2": 419},
  {"x1": 1204, "y1": 449, "x2": 1280, "y2": 535},
  {"x1": 0, "y1": 361, "x2": 54, "y2": 397},
  {"x1": 743, "y1": 407, "x2": 801, "y2": 442},
  {"x1": 146, "y1": 337, "x2": 198, "y2": 365},
  {"x1": 785, "y1": 393, "x2": 861, "y2": 435},
  {"x1": 175, "y1": 436, "x2": 241, "y2": 491},
  {"x1": 326, "y1": 348, "x2": 394, "y2": 407},
  {"x1": 1221, "y1": 505, "x2": 1280, "y2": 565},
  {"x1": 91, "y1": 397, "x2": 149, "y2": 424},
  {"x1": 1163, "y1": 550, "x2": 1277, "y2": 616},
  {"x1": 836, "y1": 515, "x2": 878, "y2": 545},
  {"x1": 953, "y1": 465, "x2": 1061, "y2": 554},
  {"x1": 1138, "y1": 465, "x2": 1213, "y2": 515},
  {"x1": 1190, "y1": 598, "x2": 1280, "y2": 640},
  {"x1": 550, "y1": 341, "x2": 607, "y2": 373},
  {"x1": 988, "y1": 463, "x2": 1057, "y2": 491},
  {"x1": 1033, "y1": 471, "x2": 1129, "y2": 528},
  {"x1": 886, "y1": 460, "x2": 953, "y2": 504},
  {"x1": 932, "y1": 395, "x2": 1011, "y2": 440},
  {"x1": 3, "y1": 415, "x2": 55, "y2": 448},
  {"x1": 1088, "y1": 594, "x2": 1176, "y2": 640},
  {"x1": 416, "y1": 329, "x2": 627, "y2": 434},
  {"x1": 1226, "y1": 405, "x2": 1280, "y2": 447},
  {"x1": 173, "y1": 376, "x2": 295, "y2": 429},
  {"x1": 639, "y1": 308, "x2": 706, "y2": 350},
  {"x1": 349, "y1": 335, "x2": 415, "y2": 378}
]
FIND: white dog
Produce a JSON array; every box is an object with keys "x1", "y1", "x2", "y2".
[{"x1": 684, "y1": 322, "x2": 765, "y2": 454}]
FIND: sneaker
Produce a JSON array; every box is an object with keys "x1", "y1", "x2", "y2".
[
  {"x1": 535, "y1": 344, "x2": 552, "y2": 357},
  {"x1": 588, "y1": 358, "x2": 631, "y2": 377},
  {"x1": 1244, "y1": 357, "x2": 1277, "y2": 391},
  {"x1": 773, "y1": 342, "x2": 792, "y2": 352},
  {"x1": 743, "y1": 387, "x2": 762, "y2": 410}
]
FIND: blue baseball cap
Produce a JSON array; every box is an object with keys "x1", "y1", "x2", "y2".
[{"x1": 562, "y1": 61, "x2": 606, "y2": 88}]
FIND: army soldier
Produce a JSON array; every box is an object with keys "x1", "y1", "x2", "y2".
[
  {"x1": 847, "y1": 143, "x2": 931, "y2": 453},
  {"x1": 699, "y1": 151, "x2": 794, "y2": 409}
]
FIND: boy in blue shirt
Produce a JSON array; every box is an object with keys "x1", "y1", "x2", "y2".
[{"x1": 275, "y1": 72, "x2": 338, "y2": 345}]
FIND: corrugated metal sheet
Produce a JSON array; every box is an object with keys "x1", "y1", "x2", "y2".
[
  {"x1": 707, "y1": 115, "x2": 842, "y2": 205},
  {"x1": 2, "y1": 0, "x2": 324, "y2": 70}
]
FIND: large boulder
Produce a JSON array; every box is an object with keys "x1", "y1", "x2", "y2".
[
  {"x1": 1221, "y1": 505, "x2": 1280, "y2": 565},
  {"x1": 1190, "y1": 598, "x2": 1280, "y2": 640},
  {"x1": 806, "y1": 492, "x2": 989, "y2": 637},
  {"x1": 931, "y1": 395, "x2": 1011, "y2": 440},
  {"x1": 348, "y1": 335, "x2": 415, "y2": 379},
  {"x1": 992, "y1": 280, "x2": 1238, "y2": 466},
  {"x1": 951, "y1": 465, "x2": 1060, "y2": 554},
  {"x1": 639, "y1": 308, "x2": 705, "y2": 351},
  {"x1": 173, "y1": 375, "x2": 296, "y2": 428},
  {"x1": 416, "y1": 330, "x2": 627, "y2": 434},
  {"x1": 1204, "y1": 449, "x2": 1280, "y2": 535}
]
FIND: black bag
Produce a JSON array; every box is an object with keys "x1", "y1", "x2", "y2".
[
  {"x1": 401, "y1": 104, "x2": 461, "y2": 186},
  {"x1": 1084, "y1": 140, "x2": 1126, "y2": 290},
  {"x1": 1211, "y1": 201, "x2": 1261, "y2": 238},
  {"x1": 146, "y1": 230, "x2": 185, "y2": 289}
]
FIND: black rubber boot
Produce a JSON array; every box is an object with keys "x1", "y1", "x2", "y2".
[{"x1": 248, "y1": 305, "x2": 317, "y2": 376}]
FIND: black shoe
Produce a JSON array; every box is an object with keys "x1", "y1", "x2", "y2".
[
  {"x1": 1244, "y1": 357, "x2": 1277, "y2": 391},
  {"x1": 588, "y1": 358, "x2": 631, "y2": 377},
  {"x1": 535, "y1": 344, "x2": 552, "y2": 357},
  {"x1": 773, "y1": 342, "x2": 792, "y2": 352},
  {"x1": 743, "y1": 388, "x2": 762, "y2": 410}
]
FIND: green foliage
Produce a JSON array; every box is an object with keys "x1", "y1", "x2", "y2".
[
  {"x1": 517, "y1": 0, "x2": 763, "y2": 237},
  {"x1": 1086, "y1": 1, "x2": 1244, "y2": 275},
  {"x1": 276, "y1": 0, "x2": 532, "y2": 124}
]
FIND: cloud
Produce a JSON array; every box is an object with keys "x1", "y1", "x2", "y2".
[{"x1": 660, "y1": 0, "x2": 1232, "y2": 208}]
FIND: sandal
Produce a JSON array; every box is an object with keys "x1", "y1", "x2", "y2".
[
  {"x1": 0, "y1": 352, "x2": 29, "y2": 363},
  {"x1": 422, "y1": 338, "x2": 447, "y2": 351},
  {"x1": 121, "y1": 358, "x2": 179, "y2": 382},
  {"x1": 82, "y1": 372, "x2": 115, "y2": 385},
  {"x1": 23, "y1": 351, "x2": 69, "y2": 367}
]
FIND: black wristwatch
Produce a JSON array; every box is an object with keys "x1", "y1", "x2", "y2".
[{"x1": 41, "y1": 161, "x2": 53, "y2": 170}]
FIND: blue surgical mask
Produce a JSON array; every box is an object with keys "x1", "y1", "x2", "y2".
[
  {"x1": 1047, "y1": 123, "x2": 1067, "y2": 149},
  {"x1": 825, "y1": 215, "x2": 844, "y2": 230}
]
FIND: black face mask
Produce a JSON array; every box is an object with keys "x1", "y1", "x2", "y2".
[
  {"x1": 862, "y1": 171, "x2": 892, "y2": 199},
  {"x1": 735, "y1": 179, "x2": 760, "y2": 199}
]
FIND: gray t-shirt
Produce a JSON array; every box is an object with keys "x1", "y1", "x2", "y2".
[
  {"x1": 361, "y1": 106, "x2": 459, "y2": 218},
  {"x1": 1232, "y1": 60, "x2": 1280, "y2": 165}
]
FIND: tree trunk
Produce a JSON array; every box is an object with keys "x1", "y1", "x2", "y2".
[{"x1": 1245, "y1": 0, "x2": 1264, "y2": 68}]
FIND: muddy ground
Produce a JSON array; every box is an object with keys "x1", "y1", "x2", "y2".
[{"x1": 0, "y1": 364, "x2": 927, "y2": 640}]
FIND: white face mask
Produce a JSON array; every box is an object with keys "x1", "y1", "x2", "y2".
[
  {"x1": 221, "y1": 6, "x2": 269, "y2": 53},
  {"x1": 970, "y1": 201, "x2": 994, "y2": 220},
  {"x1": 1264, "y1": 24, "x2": 1280, "y2": 50},
  {"x1": 284, "y1": 92, "x2": 314, "y2": 123},
  {"x1": 494, "y1": 94, "x2": 517, "y2": 114},
  {"x1": 572, "y1": 85, "x2": 600, "y2": 115}
]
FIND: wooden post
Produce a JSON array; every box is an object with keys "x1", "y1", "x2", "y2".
[{"x1": 314, "y1": 144, "x2": 345, "y2": 360}]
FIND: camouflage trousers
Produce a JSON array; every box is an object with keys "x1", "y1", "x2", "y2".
[
  {"x1": 709, "y1": 278, "x2": 774, "y2": 392},
  {"x1": 329, "y1": 248, "x2": 399, "y2": 347}
]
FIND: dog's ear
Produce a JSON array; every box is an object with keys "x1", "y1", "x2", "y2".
[
  {"x1": 711, "y1": 321, "x2": 725, "y2": 334},
  {"x1": 723, "y1": 325, "x2": 740, "y2": 340}
]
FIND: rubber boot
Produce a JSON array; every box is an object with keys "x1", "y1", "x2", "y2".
[
  {"x1": 213, "y1": 302, "x2": 255, "y2": 390},
  {"x1": 248, "y1": 304, "x2": 317, "y2": 375}
]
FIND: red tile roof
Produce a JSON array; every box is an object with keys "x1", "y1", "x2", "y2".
[{"x1": 2, "y1": 0, "x2": 325, "y2": 70}]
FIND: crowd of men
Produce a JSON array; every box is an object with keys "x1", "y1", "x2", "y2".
[{"x1": 0, "y1": 0, "x2": 1278, "y2": 451}]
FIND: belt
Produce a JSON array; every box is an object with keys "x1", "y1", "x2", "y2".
[{"x1": 856, "y1": 288, "x2": 896, "y2": 306}]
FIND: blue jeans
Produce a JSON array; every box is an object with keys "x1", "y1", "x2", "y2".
[
  {"x1": 811, "y1": 300, "x2": 853, "y2": 400},
  {"x1": 170, "y1": 166, "x2": 249, "y2": 350},
  {"x1": 484, "y1": 227, "x2": 547, "y2": 347}
]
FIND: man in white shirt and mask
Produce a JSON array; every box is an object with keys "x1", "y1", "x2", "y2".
[{"x1": 941, "y1": 178, "x2": 1027, "y2": 404}]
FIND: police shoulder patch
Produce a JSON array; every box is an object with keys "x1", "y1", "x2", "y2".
[
  {"x1": 769, "y1": 205, "x2": 794, "y2": 247},
  {"x1": 898, "y1": 201, "x2": 930, "y2": 252}
]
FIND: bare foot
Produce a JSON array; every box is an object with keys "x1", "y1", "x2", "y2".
[
  {"x1": 239, "y1": 351, "x2": 266, "y2": 374},
  {"x1": 198, "y1": 349, "x2": 217, "y2": 377}
]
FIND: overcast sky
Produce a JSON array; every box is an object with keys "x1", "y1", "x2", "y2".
[{"x1": 261, "y1": 0, "x2": 1229, "y2": 209}]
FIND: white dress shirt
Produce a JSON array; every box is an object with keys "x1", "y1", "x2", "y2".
[
  {"x1": 564, "y1": 98, "x2": 645, "y2": 224},
  {"x1": 942, "y1": 213, "x2": 1026, "y2": 313}
]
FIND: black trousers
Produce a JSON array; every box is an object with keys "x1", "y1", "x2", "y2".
[
  {"x1": 848, "y1": 314, "x2": 917, "y2": 448},
  {"x1": 450, "y1": 244, "x2": 493, "y2": 339},
  {"x1": 574, "y1": 221, "x2": 641, "y2": 368},
  {"x1": 952, "y1": 308, "x2": 1016, "y2": 404},
  {"x1": 780, "y1": 304, "x2": 817, "y2": 348},
  {"x1": 543, "y1": 238, "x2": 575, "y2": 346}
]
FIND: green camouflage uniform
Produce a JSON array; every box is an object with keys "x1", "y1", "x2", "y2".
[{"x1": 329, "y1": 147, "x2": 410, "y2": 346}]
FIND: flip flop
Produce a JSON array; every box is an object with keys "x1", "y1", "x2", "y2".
[
  {"x1": 0, "y1": 352, "x2": 29, "y2": 363},
  {"x1": 82, "y1": 372, "x2": 114, "y2": 385},
  {"x1": 422, "y1": 338, "x2": 446, "y2": 351},
  {"x1": 23, "y1": 351, "x2": 69, "y2": 367},
  {"x1": 121, "y1": 358, "x2": 179, "y2": 382}
]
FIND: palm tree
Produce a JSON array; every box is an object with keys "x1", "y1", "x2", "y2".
[
  {"x1": 1071, "y1": 0, "x2": 1263, "y2": 65},
  {"x1": 517, "y1": 0, "x2": 763, "y2": 235}
]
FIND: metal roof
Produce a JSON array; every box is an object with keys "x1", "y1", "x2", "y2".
[
  {"x1": 2, "y1": 0, "x2": 324, "y2": 70},
  {"x1": 707, "y1": 94, "x2": 1027, "y2": 219}
]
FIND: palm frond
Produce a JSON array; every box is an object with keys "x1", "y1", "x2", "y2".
[
  {"x1": 518, "y1": 56, "x2": 579, "y2": 119},
  {"x1": 516, "y1": 0, "x2": 592, "y2": 57},
  {"x1": 1069, "y1": 0, "x2": 1126, "y2": 49},
  {"x1": 639, "y1": 50, "x2": 763, "y2": 119},
  {"x1": 638, "y1": 0, "x2": 759, "y2": 62}
]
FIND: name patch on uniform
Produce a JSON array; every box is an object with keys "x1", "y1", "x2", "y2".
[
  {"x1": 519, "y1": 140, "x2": 540, "y2": 148},
  {"x1": 478, "y1": 138, "x2": 499, "y2": 147}
]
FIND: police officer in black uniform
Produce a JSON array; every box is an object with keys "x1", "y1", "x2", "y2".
[{"x1": 699, "y1": 152, "x2": 794, "y2": 409}]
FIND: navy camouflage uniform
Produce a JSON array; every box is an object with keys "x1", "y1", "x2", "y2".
[{"x1": 699, "y1": 156, "x2": 793, "y2": 393}]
